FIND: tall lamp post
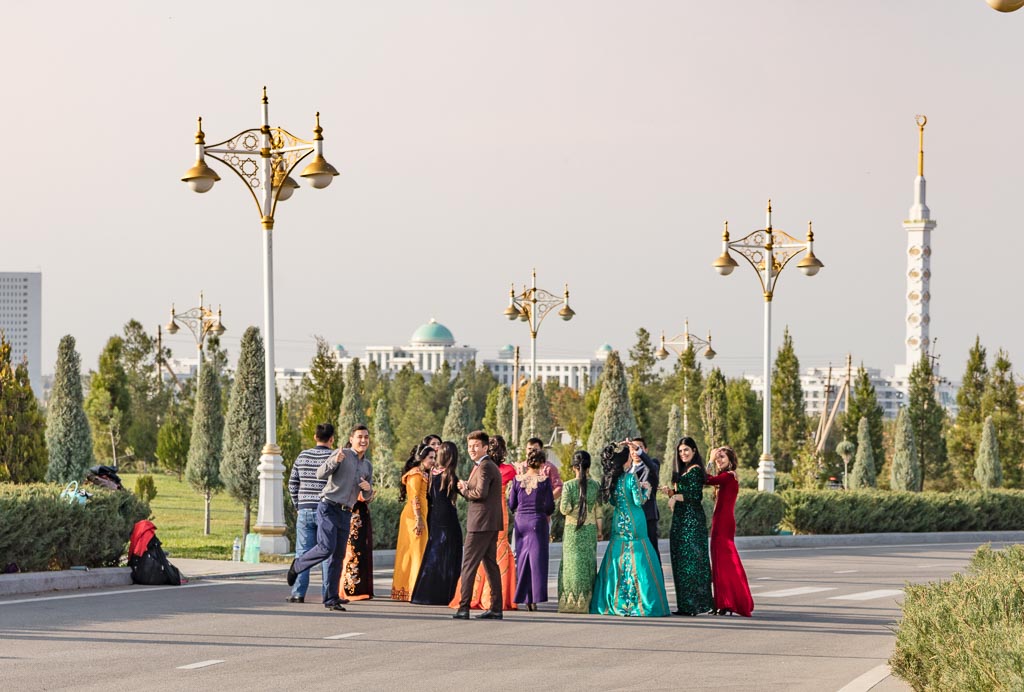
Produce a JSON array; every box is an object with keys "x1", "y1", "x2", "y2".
[
  {"x1": 655, "y1": 319, "x2": 717, "y2": 434},
  {"x1": 503, "y1": 269, "x2": 575, "y2": 445},
  {"x1": 712, "y1": 201, "x2": 823, "y2": 492},
  {"x1": 181, "y1": 88, "x2": 339, "y2": 553},
  {"x1": 164, "y1": 291, "x2": 226, "y2": 385}
]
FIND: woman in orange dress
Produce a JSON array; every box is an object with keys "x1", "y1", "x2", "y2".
[
  {"x1": 449, "y1": 434, "x2": 517, "y2": 611},
  {"x1": 391, "y1": 444, "x2": 433, "y2": 601}
]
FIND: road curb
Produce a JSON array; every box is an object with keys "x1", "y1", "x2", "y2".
[
  {"x1": 734, "y1": 530, "x2": 1024, "y2": 550},
  {"x1": 0, "y1": 567, "x2": 131, "y2": 596}
]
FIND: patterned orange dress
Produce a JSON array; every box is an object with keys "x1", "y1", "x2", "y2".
[{"x1": 391, "y1": 468, "x2": 429, "y2": 601}]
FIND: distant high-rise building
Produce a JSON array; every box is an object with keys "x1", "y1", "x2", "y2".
[{"x1": 0, "y1": 272, "x2": 42, "y2": 396}]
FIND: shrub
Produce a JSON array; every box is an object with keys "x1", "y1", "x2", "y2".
[
  {"x1": 134, "y1": 475, "x2": 158, "y2": 504},
  {"x1": 780, "y1": 489, "x2": 1024, "y2": 534},
  {"x1": 0, "y1": 483, "x2": 150, "y2": 571},
  {"x1": 890, "y1": 544, "x2": 1024, "y2": 690}
]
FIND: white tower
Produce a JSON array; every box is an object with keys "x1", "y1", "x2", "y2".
[{"x1": 902, "y1": 115, "x2": 936, "y2": 368}]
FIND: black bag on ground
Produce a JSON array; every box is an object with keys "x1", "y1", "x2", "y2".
[{"x1": 128, "y1": 535, "x2": 182, "y2": 586}]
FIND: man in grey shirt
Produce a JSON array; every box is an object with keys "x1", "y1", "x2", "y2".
[{"x1": 287, "y1": 425, "x2": 374, "y2": 611}]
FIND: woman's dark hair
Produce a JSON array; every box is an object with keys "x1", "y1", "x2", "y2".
[
  {"x1": 436, "y1": 441, "x2": 459, "y2": 499},
  {"x1": 672, "y1": 436, "x2": 705, "y2": 484},
  {"x1": 571, "y1": 450, "x2": 592, "y2": 528},
  {"x1": 715, "y1": 446, "x2": 739, "y2": 472},
  {"x1": 598, "y1": 443, "x2": 629, "y2": 504},
  {"x1": 421, "y1": 434, "x2": 441, "y2": 447},
  {"x1": 526, "y1": 447, "x2": 546, "y2": 470},
  {"x1": 399, "y1": 444, "x2": 433, "y2": 502},
  {"x1": 488, "y1": 435, "x2": 507, "y2": 465}
]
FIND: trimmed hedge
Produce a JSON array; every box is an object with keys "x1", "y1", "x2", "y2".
[
  {"x1": 0, "y1": 483, "x2": 151, "y2": 571},
  {"x1": 780, "y1": 489, "x2": 1024, "y2": 534},
  {"x1": 890, "y1": 544, "x2": 1024, "y2": 690}
]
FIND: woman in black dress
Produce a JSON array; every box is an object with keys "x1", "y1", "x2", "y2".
[{"x1": 411, "y1": 441, "x2": 463, "y2": 605}]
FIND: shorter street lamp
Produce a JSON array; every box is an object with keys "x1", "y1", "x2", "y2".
[
  {"x1": 165, "y1": 291, "x2": 226, "y2": 385},
  {"x1": 656, "y1": 320, "x2": 717, "y2": 436}
]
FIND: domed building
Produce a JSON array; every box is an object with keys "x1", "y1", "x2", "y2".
[
  {"x1": 352, "y1": 319, "x2": 477, "y2": 381},
  {"x1": 481, "y1": 342, "x2": 612, "y2": 392}
]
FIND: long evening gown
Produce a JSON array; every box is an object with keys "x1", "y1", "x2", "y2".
[
  {"x1": 449, "y1": 462, "x2": 518, "y2": 611},
  {"x1": 340, "y1": 498, "x2": 373, "y2": 600},
  {"x1": 411, "y1": 474, "x2": 463, "y2": 605},
  {"x1": 669, "y1": 466, "x2": 713, "y2": 615},
  {"x1": 509, "y1": 473, "x2": 555, "y2": 605},
  {"x1": 706, "y1": 471, "x2": 754, "y2": 616},
  {"x1": 391, "y1": 468, "x2": 429, "y2": 601},
  {"x1": 590, "y1": 472, "x2": 670, "y2": 617},
  {"x1": 557, "y1": 478, "x2": 599, "y2": 613}
]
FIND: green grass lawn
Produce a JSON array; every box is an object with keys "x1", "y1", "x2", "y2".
[{"x1": 121, "y1": 473, "x2": 249, "y2": 560}]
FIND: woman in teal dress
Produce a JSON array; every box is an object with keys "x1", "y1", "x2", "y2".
[
  {"x1": 590, "y1": 444, "x2": 670, "y2": 617},
  {"x1": 661, "y1": 436, "x2": 714, "y2": 616},
  {"x1": 557, "y1": 450, "x2": 602, "y2": 613}
]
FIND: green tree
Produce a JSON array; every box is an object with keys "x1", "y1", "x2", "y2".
[
  {"x1": 276, "y1": 390, "x2": 303, "y2": 473},
  {"x1": 496, "y1": 385, "x2": 513, "y2": 440},
  {"x1": 981, "y1": 350, "x2": 1024, "y2": 488},
  {"x1": 361, "y1": 360, "x2": 386, "y2": 415},
  {"x1": 848, "y1": 417, "x2": 877, "y2": 489},
  {"x1": 699, "y1": 368, "x2": 728, "y2": 449},
  {"x1": 454, "y1": 360, "x2": 499, "y2": 430},
  {"x1": 371, "y1": 397, "x2": 396, "y2": 488},
  {"x1": 120, "y1": 319, "x2": 166, "y2": 466},
  {"x1": 549, "y1": 384, "x2": 585, "y2": 443},
  {"x1": 0, "y1": 336, "x2": 47, "y2": 482},
  {"x1": 726, "y1": 378, "x2": 761, "y2": 469},
  {"x1": 771, "y1": 327, "x2": 806, "y2": 472},
  {"x1": 974, "y1": 415, "x2": 1002, "y2": 489},
  {"x1": 842, "y1": 366, "x2": 885, "y2": 472},
  {"x1": 586, "y1": 351, "x2": 638, "y2": 464},
  {"x1": 579, "y1": 380, "x2": 603, "y2": 443},
  {"x1": 890, "y1": 408, "x2": 921, "y2": 492},
  {"x1": 482, "y1": 385, "x2": 502, "y2": 437},
  {"x1": 185, "y1": 359, "x2": 224, "y2": 535},
  {"x1": 520, "y1": 380, "x2": 554, "y2": 443},
  {"x1": 337, "y1": 358, "x2": 365, "y2": 437},
  {"x1": 394, "y1": 381, "x2": 439, "y2": 466},
  {"x1": 220, "y1": 327, "x2": 266, "y2": 536},
  {"x1": 156, "y1": 402, "x2": 191, "y2": 481},
  {"x1": 426, "y1": 360, "x2": 454, "y2": 414},
  {"x1": 443, "y1": 386, "x2": 475, "y2": 477},
  {"x1": 46, "y1": 335, "x2": 95, "y2": 484},
  {"x1": 947, "y1": 337, "x2": 988, "y2": 488},
  {"x1": 300, "y1": 337, "x2": 345, "y2": 442},
  {"x1": 666, "y1": 344, "x2": 705, "y2": 451},
  {"x1": 907, "y1": 354, "x2": 948, "y2": 489},
  {"x1": 626, "y1": 327, "x2": 658, "y2": 386},
  {"x1": 84, "y1": 336, "x2": 133, "y2": 465},
  {"x1": 835, "y1": 438, "x2": 856, "y2": 489},
  {"x1": 663, "y1": 403, "x2": 682, "y2": 465}
]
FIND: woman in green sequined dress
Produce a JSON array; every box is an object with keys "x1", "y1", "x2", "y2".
[
  {"x1": 557, "y1": 450, "x2": 602, "y2": 613},
  {"x1": 662, "y1": 437, "x2": 713, "y2": 616},
  {"x1": 590, "y1": 444, "x2": 670, "y2": 617}
]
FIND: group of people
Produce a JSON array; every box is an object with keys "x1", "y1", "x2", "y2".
[{"x1": 286, "y1": 421, "x2": 753, "y2": 619}]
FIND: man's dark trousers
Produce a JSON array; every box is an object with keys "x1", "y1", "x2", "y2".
[
  {"x1": 647, "y1": 519, "x2": 661, "y2": 560},
  {"x1": 459, "y1": 530, "x2": 501, "y2": 610},
  {"x1": 292, "y1": 501, "x2": 351, "y2": 605}
]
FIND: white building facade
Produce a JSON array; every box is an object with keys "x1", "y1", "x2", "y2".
[
  {"x1": 747, "y1": 366, "x2": 905, "y2": 420},
  {"x1": 482, "y1": 343, "x2": 610, "y2": 392},
  {"x1": 0, "y1": 272, "x2": 42, "y2": 396}
]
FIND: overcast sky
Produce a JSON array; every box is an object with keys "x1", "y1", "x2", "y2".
[{"x1": 3, "y1": 1, "x2": 1021, "y2": 380}]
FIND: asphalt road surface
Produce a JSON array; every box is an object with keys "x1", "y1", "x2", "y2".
[{"x1": 2, "y1": 540, "x2": 1008, "y2": 691}]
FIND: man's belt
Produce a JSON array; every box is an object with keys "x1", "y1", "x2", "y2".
[{"x1": 320, "y1": 497, "x2": 353, "y2": 512}]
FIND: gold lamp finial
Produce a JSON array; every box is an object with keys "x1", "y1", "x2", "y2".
[
  {"x1": 915, "y1": 114, "x2": 927, "y2": 176},
  {"x1": 262, "y1": 86, "x2": 268, "y2": 104},
  {"x1": 722, "y1": 220, "x2": 730, "y2": 241},
  {"x1": 766, "y1": 199, "x2": 773, "y2": 232},
  {"x1": 807, "y1": 220, "x2": 814, "y2": 242},
  {"x1": 313, "y1": 112, "x2": 323, "y2": 141},
  {"x1": 194, "y1": 117, "x2": 205, "y2": 145}
]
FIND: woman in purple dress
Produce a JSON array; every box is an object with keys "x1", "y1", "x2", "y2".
[{"x1": 508, "y1": 447, "x2": 555, "y2": 611}]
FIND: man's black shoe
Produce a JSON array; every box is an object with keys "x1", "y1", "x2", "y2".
[
  {"x1": 286, "y1": 595, "x2": 304, "y2": 603},
  {"x1": 337, "y1": 598, "x2": 350, "y2": 605},
  {"x1": 452, "y1": 609, "x2": 470, "y2": 620},
  {"x1": 325, "y1": 602, "x2": 347, "y2": 611},
  {"x1": 475, "y1": 610, "x2": 503, "y2": 620},
  {"x1": 286, "y1": 560, "x2": 298, "y2": 587}
]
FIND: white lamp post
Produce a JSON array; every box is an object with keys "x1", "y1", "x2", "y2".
[
  {"x1": 712, "y1": 201, "x2": 823, "y2": 492},
  {"x1": 181, "y1": 88, "x2": 339, "y2": 553}
]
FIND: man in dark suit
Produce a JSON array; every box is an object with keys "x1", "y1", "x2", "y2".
[
  {"x1": 628, "y1": 437, "x2": 661, "y2": 560},
  {"x1": 453, "y1": 429, "x2": 504, "y2": 620}
]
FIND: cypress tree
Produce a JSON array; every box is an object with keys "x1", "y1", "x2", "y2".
[
  {"x1": 426, "y1": 360, "x2": 453, "y2": 414},
  {"x1": 771, "y1": 327, "x2": 806, "y2": 472},
  {"x1": 907, "y1": 354, "x2": 948, "y2": 488},
  {"x1": 394, "y1": 380, "x2": 439, "y2": 466},
  {"x1": 300, "y1": 337, "x2": 345, "y2": 442},
  {"x1": 663, "y1": 403, "x2": 682, "y2": 465},
  {"x1": 843, "y1": 366, "x2": 885, "y2": 471},
  {"x1": 520, "y1": 380, "x2": 554, "y2": 443},
  {"x1": 0, "y1": 337, "x2": 47, "y2": 482},
  {"x1": 626, "y1": 328, "x2": 658, "y2": 386},
  {"x1": 371, "y1": 397, "x2": 396, "y2": 488},
  {"x1": 496, "y1": 385, "x2": 513, "y2": 440},
  {"x1": 669, "y1": 344, "x2": 705, "y2": 450},
  {"x1": 46, "y1": 335, "x2": 94, "y2": 484},
  {"x1": 699, "y1": 368, "x2": 728, "y2": 449},
  {"x1": 121, "y1": 319, "x2": 165, "y2": 466},
  {"x1": 947, "y1": 337, "x2": 988, "y2": 488},
  {"x1": 454, "y1": 360, "x2": 499, "y2": 431},
  {"x1": 890, "y1": 408, "x2": 921, "y2": 492},
  {"x1": 156, "y1": 402, "x2": 190, "y2": 481},
  {"x1": 186, "y1": 358, "x2": 224, "y2": 535},
  {"x1": 726, "y1": 378, "x2": 761, "y2": 469},
  {"x1": 848, "y1": 417, "x2": 876, "y2": 489},
  {"x1": 980, "y1": 350, "x2": 1023, "y2": 488},
  {"x1": 84, "y1": 336, "x2": 133, "y2": 465},
  {"x1": 586, "y1": 351, "x2": 638, "y2": 463},
  {"x1": 220, "y1": 327, "x2": 266, "y2": 536},
  {"x1": 974, "y1": 415, "x2": 1002, "y2": 489},
  {"x1": 443, "y1": 386, "x2": 475, "y2": 477},
  {"x1": 337, "y1": 358, "x2": 366, "y2": 438}
]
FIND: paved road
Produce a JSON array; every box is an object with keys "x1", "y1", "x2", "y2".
[{"x1": 1, "y1": 540, "x2": 1008, "y2": 691}]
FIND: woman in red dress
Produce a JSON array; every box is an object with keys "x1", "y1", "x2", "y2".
[{"x1": 705, "y1": 446, "x2": 754, "y2": 617}]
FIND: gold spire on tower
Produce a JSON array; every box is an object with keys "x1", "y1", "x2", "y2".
[{"x1": 915, "y1": 114, "x2": 927, "y2": 176}]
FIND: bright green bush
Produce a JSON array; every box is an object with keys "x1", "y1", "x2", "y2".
[
  {"x1": 0, "y1": 483, "x2": 150, "y2": 571},
  {"x1": 134, "y1": 475, "x2": 157, "y2": 504},
  {"x1": 890, "y1": 544, "x2": 1024, "y2": 690},
  {"x1": 780, "y1": 489, "x2": 1024, "y2": 534}
]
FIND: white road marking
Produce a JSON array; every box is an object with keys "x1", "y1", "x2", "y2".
[
  {"x1": 758, "y1": 587, "x2": 836, "y2": 598},
  {"x1": 836, "y1": 664, "x2": 891, "y2": 692},
  {"x1": 829, "y1": 589, "x2": 903, "y2": 601},
  {"x1": 177, "y1": 660, "x2": 225, "y2": 670},
  {"x1": 324, "y1": 632, "x2": 364, "y2": 639},
  {"x1": 755, "y1": 577, "x2": 772, "y2": 580},
  {"x1": 833, "y1": 569, "x2": 858, "y2": 574},
  {"x1": 0, "y1": 581, "x2": 233, "y2": 606}
]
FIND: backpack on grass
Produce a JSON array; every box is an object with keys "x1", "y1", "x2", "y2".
[{"x1": 127, "y1": 520, "x2": 182, "y2": 586}]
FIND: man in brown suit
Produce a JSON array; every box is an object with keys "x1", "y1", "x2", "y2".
[{"x1": 453, "y1": 430, "x2": 504, "y2": 620}]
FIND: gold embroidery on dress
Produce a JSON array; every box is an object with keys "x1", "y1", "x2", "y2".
[{"x1": 515, "y1": 472, "x2": 548, "y2": 496}]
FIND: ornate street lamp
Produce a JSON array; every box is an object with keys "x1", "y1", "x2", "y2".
[
  {"x1": 655, "y1": 319, "x2": 717, "y2": 435},
  {"x1": 164, "y1": 291, "x2": 226, "y2": 385}
]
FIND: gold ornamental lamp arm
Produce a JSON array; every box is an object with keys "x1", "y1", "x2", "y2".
[{"x1": 656, "y1": 319, "x2": 717, "y2": 361}]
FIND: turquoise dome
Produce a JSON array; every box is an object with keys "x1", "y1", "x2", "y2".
[{"x1": 411, "y1": 319, "x2": 455, "y2": 346}]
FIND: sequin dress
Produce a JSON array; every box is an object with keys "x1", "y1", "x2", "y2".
[
  {"x1": 590, "y1": 472, "x2": 670, "y2": 617},
  {"x1": 669, "y1": 466, "x2": 713, "y2": 615}
]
